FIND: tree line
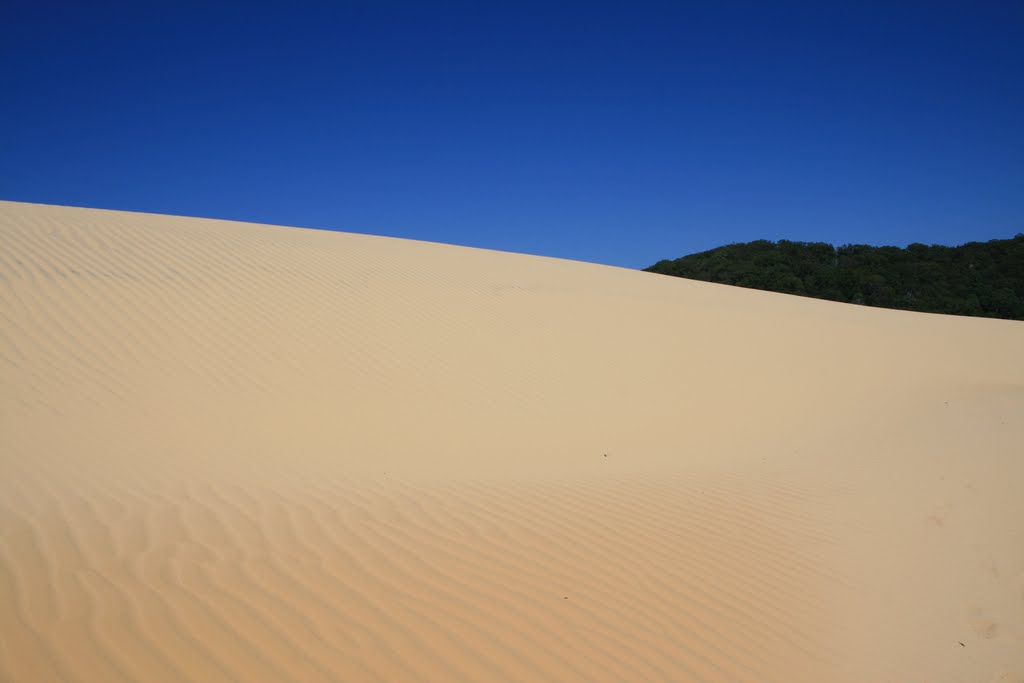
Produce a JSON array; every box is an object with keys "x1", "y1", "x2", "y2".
[{"x1": 645, "y1": 234, "x2": 1024, "y2": 320}]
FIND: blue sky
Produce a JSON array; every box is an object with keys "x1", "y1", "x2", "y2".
[{"x1": 2, "y1": 0, "x2": 1022, "y2": 268}]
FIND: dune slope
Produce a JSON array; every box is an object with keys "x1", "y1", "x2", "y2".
[{"x1": 1, "y1": 200, "x2": 1022, "y2": 682}]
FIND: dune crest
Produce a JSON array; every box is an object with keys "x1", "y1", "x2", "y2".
[{"x1": 2, "y1": 201, "x2": 1022, "y2": 681}]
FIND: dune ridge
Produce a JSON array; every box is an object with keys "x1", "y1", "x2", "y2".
[{"x1": 1, "y1": 201, "x2": 1022, "y2": 681}]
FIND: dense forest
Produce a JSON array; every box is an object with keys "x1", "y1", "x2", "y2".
[{"x1": 645, "y1": 234, "x2": 1024, "y2": 320}]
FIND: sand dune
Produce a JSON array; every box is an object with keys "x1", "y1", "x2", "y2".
[{"x1": 1, "y1": 200, "x2": 1022, "y2": 682}]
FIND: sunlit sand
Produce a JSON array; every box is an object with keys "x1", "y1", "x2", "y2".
[{"x1": 2, "y1": 200, "x2": 1022, "y2": 681}]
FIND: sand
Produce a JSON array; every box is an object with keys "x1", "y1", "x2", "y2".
[{"x1": 1, "y1": 199, "x2": 1022, "y2": 682}]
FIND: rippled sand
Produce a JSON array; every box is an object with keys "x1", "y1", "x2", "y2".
[{"x1": 2, "y1": 201, "x2": 1022, "y2": 682}]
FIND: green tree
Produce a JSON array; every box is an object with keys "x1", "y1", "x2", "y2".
[{"x1": 644, "y1": 234, "x2": 1024, "y2": 321}]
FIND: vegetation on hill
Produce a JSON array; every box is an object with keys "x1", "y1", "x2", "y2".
[{"x1": 645, "y1": 234, "x2": 1024, "y2": 320}]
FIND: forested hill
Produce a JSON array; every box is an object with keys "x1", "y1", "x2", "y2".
[{"x1": 644, "y1": 235, "x2": 1024, "y2": 320}]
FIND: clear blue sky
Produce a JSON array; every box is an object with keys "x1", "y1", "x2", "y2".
[{"x1": 2, "y1": 0, "x2": 1021, "y2": 268}]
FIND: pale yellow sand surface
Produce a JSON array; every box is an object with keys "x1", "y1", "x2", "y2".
[{"x1": 1, "y1": 200, "x2": 1022, "y2": 682}]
